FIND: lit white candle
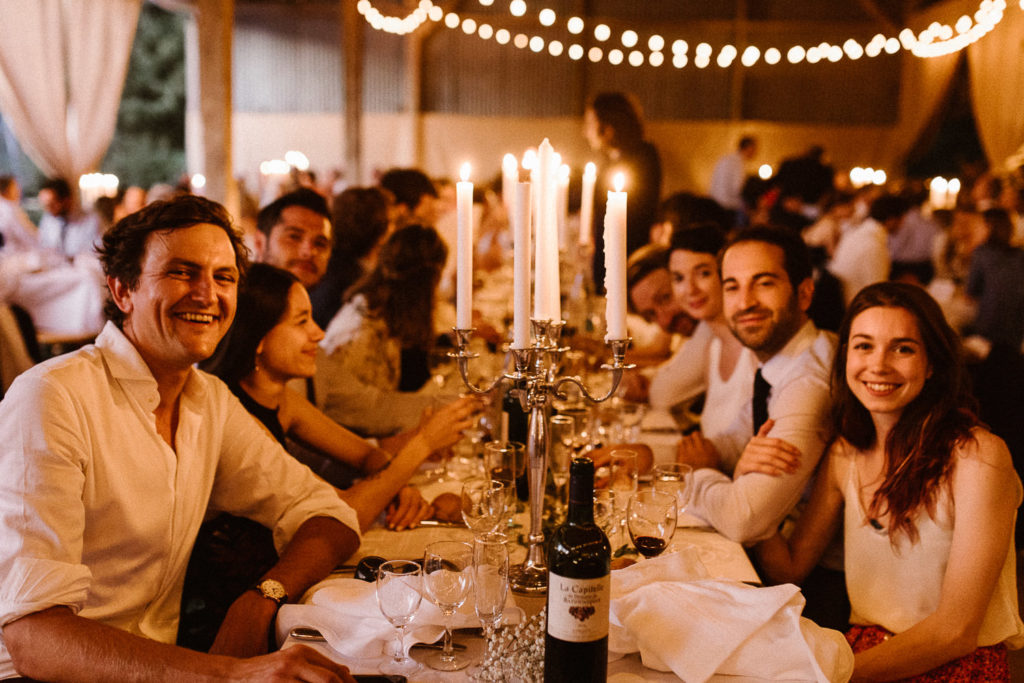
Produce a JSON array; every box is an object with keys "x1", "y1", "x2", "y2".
[
  {"x1": 579, "y1": 162, "x2": 596, "y2": 246},
  {"x1": 534, "y1": 139, "x2": 555, "y2": 320},
  {"x1": 513, "y1": 179, "x2": 532, "y2": 348},
  {"x1": 456, "y1": 162, "x2": 474, "y2": 329},
  {"x1": 946, "y1": 178, "x2": 961, "y2": 209},
  {"x1": 502, "y1": 153, "x2": 518, "y2": 214},
  {"x1": 929, "y1": 177, "x2": 948, "y2": 211},
  {"x1": 604, "y1": 172, "x2": 628, "y2": 340},
  {"x1": 556, "y1": 162, "x2": 570, "y2": 248}
]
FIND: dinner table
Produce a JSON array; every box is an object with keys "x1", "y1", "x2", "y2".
[{"x1": 272, "y1": 449, "x2": 857, "y2": 683}]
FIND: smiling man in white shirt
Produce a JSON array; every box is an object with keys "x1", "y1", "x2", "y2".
[
  {"x1": 0, "y1": 195, "x2": 358, "y2": 682},
  {"x1": 684, "y1": 227, "x2": 836, "y2": 542}
]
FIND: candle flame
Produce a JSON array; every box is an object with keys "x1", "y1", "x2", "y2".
[
  {"x1": 584, "y1": 161, "x2": 597, "y2": 179},
  {"x1": 948, "y1": 178, "x2": 961, "y2": 193},
  {"x1": 502, "y1": 153, "x2": 518, "y2": 170},
  {"x1": 558, "y1": 164, "x2": 570, "y2": 181},
  {"x1": 613, "y1": 172, "x2": 626, "y2": 193},
  {"x1": 522, "y1": 149, "x2": 537, "y2": 171},
  {"x1": 460, "y1": 162, "x2": 472, "y2": 182}
]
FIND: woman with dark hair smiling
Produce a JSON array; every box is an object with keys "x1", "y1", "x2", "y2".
[
  {"x1": 749, "y1": 282, "x2": 1024, "y2": 680},
  {"x1": 208, "y1": 262, "x2": 475, "y2": 532}
]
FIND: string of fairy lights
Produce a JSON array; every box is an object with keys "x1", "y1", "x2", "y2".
[{"x1": 355, "y1": 0, "x2": 1016, "y2": 67}]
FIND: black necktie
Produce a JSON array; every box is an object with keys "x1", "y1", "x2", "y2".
[{"x1": 752, "y1": 368, "x2": 771, "y2": 435}]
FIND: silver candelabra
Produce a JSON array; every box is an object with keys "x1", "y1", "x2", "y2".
[{"x1": 452, "y1": 319, "x2": 634, "y2": 594}]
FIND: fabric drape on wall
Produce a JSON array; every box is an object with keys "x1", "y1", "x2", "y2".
[
  {"x1": 968, "y1": 4, "x2": 1024, "y2": 171},
  {"x1": 0, "y1": 0, "x2": 141, "y2": 181},
  {"x1": 889, "y1": 0, "x2": 975, "y2": 171}
]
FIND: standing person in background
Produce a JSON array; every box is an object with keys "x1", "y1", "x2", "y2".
[
  {"x1": 583, "y1": 92, "x2": 662, "y2": 286},
  {"x1": 709, "y1": 136, "x2": 758, "y2": 227},
  {"x1": 36, "y1": 178, "x2": 102, "y2": 261},
  {"x1": 754, "y1": 282, "x2": 1023, "y2": 680}
]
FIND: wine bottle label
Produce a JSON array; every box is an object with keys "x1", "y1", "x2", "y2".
[{"x1": 546, "y1": 572, "x2": 610, "y2": 642}]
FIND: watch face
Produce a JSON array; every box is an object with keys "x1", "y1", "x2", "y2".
[{"x1": 259, "y1": 579, "x2": 287, "y2": 603}]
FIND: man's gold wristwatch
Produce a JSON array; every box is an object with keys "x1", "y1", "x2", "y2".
[{"x1": 253, "y1": 578, "x2": 288, "y2": 606}]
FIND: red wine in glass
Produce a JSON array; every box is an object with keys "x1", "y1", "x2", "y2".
[{"x1": 632, "y1": 535, "x2": 667, "y2": 558}]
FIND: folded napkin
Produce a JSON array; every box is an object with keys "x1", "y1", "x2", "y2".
[
  {"x1": 276, "y1": 577, "x2": 522, "y2": 659},
  {"x1": 608, "y1": 551, "x2": 854, "y2": 682}
]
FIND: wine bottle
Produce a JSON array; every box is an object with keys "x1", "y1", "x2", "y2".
[
  {"x1": 544, "y1": 457, "x2": 611, "y2": 682},
  {"x1": 500, "y1": 387, "x2": 530, "y2": 501}
]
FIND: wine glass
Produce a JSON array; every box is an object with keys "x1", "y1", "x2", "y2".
[
  {"x1": 375, "y1": 560, "x2": 423, "y2": 675},
  {"x1": 652, "y1": 463, "x2": 693, "y2": 516},
  {"x1": 610, "y1": 449, "x2": 639, "y2": 542},
  {"x1": 422, "y1": 540, "x2": 474, "y2": 671},
  {"x1": 483, "y1": 441, "x2": 524, "y2": 528},
  {"x1": 548, "y1": 414, "x2": 575, "y2": 516},
  {"x1": 626, "y1": 490, "x2": 678, "y2": 559},
  {"x1": 472, "y1": 532, "x2": 509, "y2": 635},
  {"x1": 593, "y1": 488, "x2": 618, "y2": 545},
  {"x1": 461, "y1": 478, "x2": 506, "y2": 536}
]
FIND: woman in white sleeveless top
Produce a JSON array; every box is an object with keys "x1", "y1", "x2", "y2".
[
  {"x1": 654, "y1": 223, "x2": 760, "y2": 474},
  {"x1": 749, "y1": 282, "x2": 1024, "y2": 680}
]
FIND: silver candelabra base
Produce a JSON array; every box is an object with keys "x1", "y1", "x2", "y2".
[{"x1": 451, "y1": 319, "x2": 634, "y2": 594}]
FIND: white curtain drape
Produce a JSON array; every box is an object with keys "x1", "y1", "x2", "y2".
[
  {"x1": 0, "y1": 0, "x2": 141, "y2": 180},
  {"x1": 968, "y1": 4, "x2": 1024, "y2": 171}
]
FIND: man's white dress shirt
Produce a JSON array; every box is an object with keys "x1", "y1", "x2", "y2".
[
  {"x1": 0, "y1": 323, "x2": 359, "y2": 678},
  {"x1": 687, "y1": 321, "x2": 836, "y2": 542}
]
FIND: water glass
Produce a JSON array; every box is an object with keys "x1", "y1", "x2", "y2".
[
  {"x1": 472, "y1": 532, "x2": 509, "y2": 634},
  {"x1": 375, "y1": 560, "x2": 423, "y2": 675},
  {"x1": 423, "y1": 541, "x2": 474, "y2": 671},
  {"x1": 610, "y1": 449, "x2": 640, "y2": 543},
  {"x1": 461, "y1": 478, "x2": 506, "y2": 536},
  {"x1": 483, "y1": 441, "x2": 525, "y2": 528},
  {"x1": 593, "y1": 488, "x2": 618, "y2": 544},
  {"x1": 548, "y1": 414, "x2": 574, "y2": 514},
  {"x1": 652, "y1": 463, "x2": 693, "y2": 515}
]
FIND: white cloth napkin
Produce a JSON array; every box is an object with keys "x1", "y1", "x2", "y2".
[
  {"x1": 608, "y1": 551, "x2": 854, "y2": 682},
  {"x1": 275, "y1": 577, "x2": 522, "y2": 659}
]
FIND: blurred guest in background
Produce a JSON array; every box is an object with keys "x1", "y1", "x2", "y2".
[
  {"x1": 316, "y1": 224, "x2": 449, "y2": 438},
  {"x1": 309, "y1": 187, "x2": 394, "y2": 329},
  {"x1": 36, "y1": 177, "x2": 102, "y2": 261},
  {"x1": 709, "y1": 136, "x2": 758, "y2": 227}
]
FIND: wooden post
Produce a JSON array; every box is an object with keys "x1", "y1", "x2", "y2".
[
  {"x1": 341, "y1": 0, "x2": 363, "y2": 184},
  {"x1": 193, "y1": 0, "x2": 238, "y2": 218}
]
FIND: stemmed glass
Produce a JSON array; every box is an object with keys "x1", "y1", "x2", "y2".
[
  {"x1": 483, "y1": 441, "x2": 524, "y2": 529},
  {"x1": 375, "y1": 560, "x2": 423, "y2": 676},
  {"x1": 593, "y1": 488, "x2": 618, "y2": 544},
  {"x1": 472, "y1": 532, "x2": 509, "y2": 636},
  {"x1": 548, "y1": 415, "x2": 575, "y2": 516},
  {"x1": 461, "y1": 478, "x2": 507, "y2": 536},
  {"x1": 610, "y1": 449, "x2": 639, "y2": 545},
  {"x1": 422, "y1": 540, "x2": 474, "y2": 671},
  {"x1": 652, "y1": 463, "x2": 693, "y2": 517},
  {"x1": 627, "y1": 489, "x2": 678, "y2": 559}
]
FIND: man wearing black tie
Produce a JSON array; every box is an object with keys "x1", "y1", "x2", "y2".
[{"x1": 683, "y1": 228, "x2": 836, "y2": 544}]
